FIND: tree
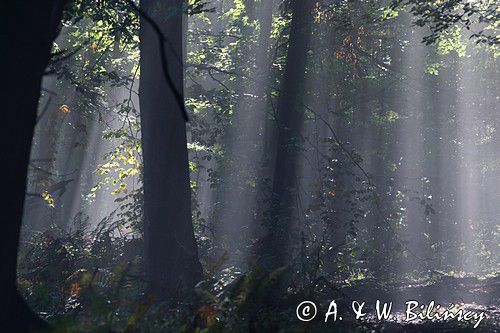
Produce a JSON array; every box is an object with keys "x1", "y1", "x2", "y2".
[
  {"x1": 263, "y1": 0, "x2": 315, "y2": 267},
  {"x1": 139, "y1": 0, "x2": 203, "y2": 299},
  {"x1": 0, "y1": 0, "x2": 66, "y2": 330}
]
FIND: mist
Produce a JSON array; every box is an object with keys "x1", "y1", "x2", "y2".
[{"x1": 7, "y1": 0, "x2": 498, "y2": 331}]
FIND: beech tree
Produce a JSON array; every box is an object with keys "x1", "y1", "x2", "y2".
[{"x1": 139, "y1": 0, "x2": 203, "y2": 299}]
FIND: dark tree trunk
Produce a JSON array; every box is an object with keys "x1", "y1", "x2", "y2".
[
  {"x1": 262, "y1": 0, "x2": 314, "y2": 267},
  {"x1": 0, "y1": 1, "x2": 65, "y2": 330},
  {"x1": 255, "y1": 0, "x2": 274, "y2": 84},
  {"x1": 139, "y1": 0, "x2": 202, "y2": 299}
]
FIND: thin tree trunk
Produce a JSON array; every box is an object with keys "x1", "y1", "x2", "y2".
[
  {"x1": 263, "y1": 0, "x2": 314, "y2": 267},
  {"x1": 213, "y1": 0, "x2": 275, "y2": 267},
  {"x1": 139, "y1": 0, "x2": 202, "y2": 299}
]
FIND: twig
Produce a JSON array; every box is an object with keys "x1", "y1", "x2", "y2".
[{"x1": 36, "y1": 96, "x2": 52, "y2": 124}]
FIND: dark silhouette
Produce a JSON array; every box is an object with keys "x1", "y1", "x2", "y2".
[{"x1": 0, "y1": 1, "x2": 66, "y2": 330}]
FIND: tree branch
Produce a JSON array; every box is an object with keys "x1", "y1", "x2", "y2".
[{"x1": 124, "y1": 0, "x2": 189, "y2": 122}]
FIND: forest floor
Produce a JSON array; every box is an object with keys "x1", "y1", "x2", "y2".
[
  {"x1": 18, "y1": 233, "x2": 499, "y2": 332},
  {"x1": 301, "y1": 274, "x2": 500, "y2": 332}
]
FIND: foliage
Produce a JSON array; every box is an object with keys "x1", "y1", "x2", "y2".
[{"x1": 18, "y1": 0, "x2": 500, "y2": 331}]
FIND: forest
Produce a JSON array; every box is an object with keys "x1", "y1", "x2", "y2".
[{"x1": 1, "y1": 0, "x2": 499, "y2": 332}]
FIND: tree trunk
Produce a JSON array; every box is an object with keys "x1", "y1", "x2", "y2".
[
  {"x1": 139, "y1": 0, "x2": 202, "y2": 299},
  {"x1": 212, "y1": 0, "x2": 275, "y2": 268},
  {"x1": 0, "y1": 1, "x2": 65, "y2": 330},
  {"x1": 263, "y1": 0, "x2": 314, "y2": 267}
]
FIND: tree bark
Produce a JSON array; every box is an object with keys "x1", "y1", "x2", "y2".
[
  {"x1": 263, "y1": 0, "x2": 314, "y2": 267},
  {"x1": 139, "y1": 0, "x2": 203, "y2": 299},
  {"x1": 0, "y1": 0, "x2": 65, "y2": 330}
]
